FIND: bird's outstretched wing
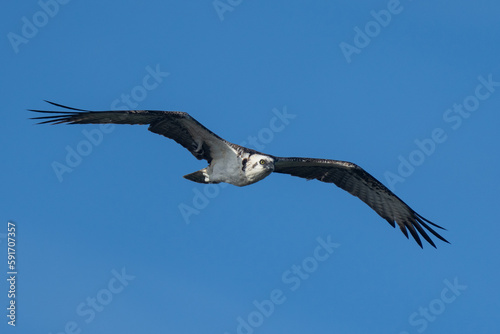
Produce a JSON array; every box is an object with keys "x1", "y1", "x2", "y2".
[
  {"x1": 273, "y1": 157, "x2": 448, "y2": 248},
  {"x1": 30, "y1": 101, "x2": 234, "y2": 163}
]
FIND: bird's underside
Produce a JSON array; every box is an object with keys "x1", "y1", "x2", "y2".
[{"x1": 30, "y1": 101, "x2": 449, "y2": 248}]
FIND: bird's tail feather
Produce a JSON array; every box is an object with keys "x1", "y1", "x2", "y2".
[{"x1": 183, "y1": 168, "x2": 211, "y2": 184}]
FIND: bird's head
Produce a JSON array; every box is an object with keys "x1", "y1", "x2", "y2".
[{"x1": 245, "y1": 154, "x2": 275, "y2": 184}]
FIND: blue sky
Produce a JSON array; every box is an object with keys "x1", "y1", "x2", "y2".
[{"x1": 2, "y1": 1, "x2": 500, "y2": 333}]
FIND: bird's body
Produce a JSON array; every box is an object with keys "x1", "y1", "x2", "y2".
[
  {"x1": 186, "y1": 148, "x2": 274, "y2": 186},
  {"x1": 31, "y1": 101, "x2": 449, "y2": 248}
]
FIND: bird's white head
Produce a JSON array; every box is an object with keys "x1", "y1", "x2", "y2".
[{"x1": 244, "y1": 154, "x2": 275, "y2": 185}]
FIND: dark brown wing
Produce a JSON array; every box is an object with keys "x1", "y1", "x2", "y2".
[
  {"x1": 30, "y1": 101, "x2": 234, "y2": 163},
  {"x1": 273, "y1": 157, "x2": 449, "y2": 248}
]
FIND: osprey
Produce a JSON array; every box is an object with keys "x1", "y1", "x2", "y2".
[{"x1": 31, "y1": 101, "x2": 449, "y2": 248}]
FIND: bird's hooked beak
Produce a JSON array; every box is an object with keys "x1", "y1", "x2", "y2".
[{"x1": 266, "y1": 161, "x2": 275, "y2": 172}]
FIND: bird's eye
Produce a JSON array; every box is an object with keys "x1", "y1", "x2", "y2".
[{"x1": 259, "y1": 159, "x2": 266, "y2": 165}]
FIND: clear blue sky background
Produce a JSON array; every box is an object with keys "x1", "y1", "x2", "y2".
[{"x1": 2, "y1": 1, "x2": 500, "y2": 333}]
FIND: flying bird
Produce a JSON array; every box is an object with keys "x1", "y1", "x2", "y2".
[{"x1": 31, "y1": 101, "x2": 449, "y2": 248}]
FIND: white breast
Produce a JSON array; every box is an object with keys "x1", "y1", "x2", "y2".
[{"x1": 207, "y1": 151, "x2": 250, "y2": 187}]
